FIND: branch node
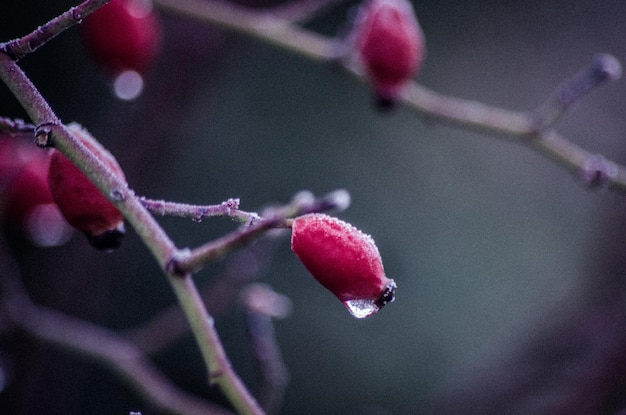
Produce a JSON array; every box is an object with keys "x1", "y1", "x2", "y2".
[
  {"x1": 70, "y1": 7, "x2": 84, "y2": 23},
  {"x1": 165, "y1": 249, "x2": 192, "y2": 277},
  {"x1": 209, "y1": 369, "x2": 225, "y2": 385},
  {"x1": 579, "y1": 154, "x2": 618, "y2": 188},
  {"x1": 110, "y1": 189, "x2": 126, "y2": 202},
  {"x1": 34, "y1": 122, "x2": 57, "y2": 147}
]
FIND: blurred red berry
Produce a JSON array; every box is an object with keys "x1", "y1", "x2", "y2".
[
  {"x1": 291, "y1": 213, "x2": 396, "y2": 318},
  {"x1": 352, "y1": 0, "x2": 425, "y2": 108},
  {"x1": 2, "y1": 146, "x2": 72, "y2": 247},
  {"x1": 81, "y1": 0, "x2": 162, "y2": 77},
  {"x1": 48, "y1": 124, "x2": 126, "y2": 251},
  {"x1": 0, "y1": 136, "x2": 31, "y2": 192}
]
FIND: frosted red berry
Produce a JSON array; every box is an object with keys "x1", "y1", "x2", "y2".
[
  {"x1": 81, "y1": 0, "x2": 162, "y2": 77},
  {"x1": 352, "y1": 0, "x2": 425, "y2": 108},
  {"x1": 291, "y1": 213, "x2": 396, "y2": 318},
  {"x1": 47, "y1": 124, "x2": 126, "y2": 250}
]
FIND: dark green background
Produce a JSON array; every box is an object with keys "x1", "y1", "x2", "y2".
[{"x1": 2, "y1": 0, "x2": 626, "y2": 413}]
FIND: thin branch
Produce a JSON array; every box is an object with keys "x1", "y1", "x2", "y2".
[
  {"x1": 241, "y1": 284, "x2": 291, "y2": 415},
  {"x1": 140, "y1": 197, "x2": 261, "y2": 224},
  {"x1": 168, "y1": 189, "x2": 351, "y2": 276},
  {"x1": 154, "y1": 0, "x2": 340, "y2": 62},
  {"x1": 267, "y1": 0, "x2": 349, "y2": 23},
  {"x1": 0, "y1": 23, "x2": 263, "y2": 415},
  {"x1": 0, "y1": 0, "x2": 111, "y2": 60},
  {"x1": 154, "y1": 0, "x2": 626, "y2": 191}
]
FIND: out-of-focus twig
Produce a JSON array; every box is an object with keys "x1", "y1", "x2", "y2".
[
  {"x1": 0, "y1": 248, "x2": 234, "y2": 415},
  {"x1": 267, "y1": 0, "x2": 348, "y2": 22},
  {"x1": 127, "y1": 233, "x2": 281, "y2": 354},
  {"x1": 533, "y1": 54, "x2": 622, "y2": 130},
  {"x1": 154, "y1": 0, "x2": 339, "y2": 61},
  {"x1": 154, "y1": 0, "x2": 626, "y2": 191},
  {"x1": 241, "y1": 284, "x2": 291, "y2": 415}
]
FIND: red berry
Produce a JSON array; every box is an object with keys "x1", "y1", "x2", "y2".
[
  {"x1": 0, "y1": 136, "x2": 33, "y2": 191},
  {"x1": 81, "y1": 0, "x2": 162, "y2": 77},
  {"x1": 352, "y1": 0, "x2": 425, "y2": 107},
  {"x1": 3, "y1": 148, "x2": 72, "y2": 247},
  {"x1": 48, "y1": 124, "x2": 126, "y2": 250},
  {"x1": 291, "y1": 213, "x2": 396, "y2": 318}
]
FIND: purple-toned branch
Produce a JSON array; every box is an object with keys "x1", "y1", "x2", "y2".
[
  {"x1": 140, "y1": 197, "x2": 261, "y2": 224},
  {"x1": 168, "y1": 189, "x2": 351, "y2": 276},
  {"x1": 0, "y1": 0, "x2": 111, "y2": 61},
  {"x1": 241, "y1": 284, "x2": 291, "y2": 415}
]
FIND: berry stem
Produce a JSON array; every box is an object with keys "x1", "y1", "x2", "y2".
[{"x1": 169, "y1": 189, "x2": 351, "y2": 276}]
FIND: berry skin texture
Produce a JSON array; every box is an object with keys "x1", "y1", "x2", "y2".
[
  {"x1": 291, "y1": 213, "x2": 396, "y2": 318},
  {"x1": 352, "y1": 0, "x2": 425, "y2": 108},
  {"x1": 47, "y1": 124, "x2": 126, "y2": 251},
  {"x1": 81, "y1": 0, "x2": 162, "y2": 77}
]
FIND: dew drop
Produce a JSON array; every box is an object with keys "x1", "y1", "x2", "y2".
[
  {"x1": 343, "y1": 299, "x2": 381, "y2": 319},
  {"x1": 112, "y1": 70, "x2": 144, "y2": 101}
]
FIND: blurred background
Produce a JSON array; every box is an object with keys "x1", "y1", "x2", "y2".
[{"x1": 2, "y1": 0, "x2": 626, "y2": 413}]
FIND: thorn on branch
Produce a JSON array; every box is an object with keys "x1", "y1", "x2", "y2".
[{"x1": 533, "y1": 54, "x2": 623, "y2": 130}]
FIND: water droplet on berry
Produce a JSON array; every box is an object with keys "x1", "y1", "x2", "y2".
[
  {"x1": 113, "y1": 70, "x2": 144, "y2": 101},
  {"x1": 343, "y1": 299, "x2": 381, "y2": 319}
]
